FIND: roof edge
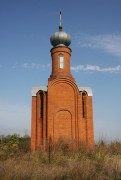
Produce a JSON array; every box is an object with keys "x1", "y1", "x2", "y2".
[
  {"x1": 78, "y1": 86, "x2": 93, "y2": 96},
  {"x1": 32, "y1": 86, "x2": 47, "y2": 96}
]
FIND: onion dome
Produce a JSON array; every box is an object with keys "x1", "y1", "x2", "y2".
[{"x1": 50, "y1": 12, "x2": 71, "y2": 47}]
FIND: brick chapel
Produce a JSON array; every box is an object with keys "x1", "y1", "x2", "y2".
[{"x1": 31, "y1": 13, "x2": 94, "y2": 152}]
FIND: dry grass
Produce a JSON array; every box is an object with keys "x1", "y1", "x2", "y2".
[{"x1": 0, "y1": 139, "x2": 121, "y2": 180}]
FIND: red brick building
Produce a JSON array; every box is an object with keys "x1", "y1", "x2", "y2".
[{"x1": 31, "y1": 13, "x2": 94, "y2": 152}]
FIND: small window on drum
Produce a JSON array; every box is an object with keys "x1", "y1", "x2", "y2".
[{"x1": 59, "y1": 55, "x2": 64, "y2": 69}]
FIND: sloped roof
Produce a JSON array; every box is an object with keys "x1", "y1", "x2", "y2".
[
  {"x1": 32, "y1": 86, "x2": 47, "y2": 96},
  {"x1": 32, "y1": 86, "x2": 93, "y2": 96},
  {"x1": 78, "y1": 86, "x2": 93, "y2": 96}
]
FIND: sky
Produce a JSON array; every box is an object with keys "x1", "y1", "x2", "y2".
[{"x1": 0, "y1": 0, "x2": 121, "y2": 141}]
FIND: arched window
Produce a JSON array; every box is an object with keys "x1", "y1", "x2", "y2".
[
  {"x1": 40, "y1": 92, "x2": 43, "y2": 118},
  {"x1": 82, "y1": 91, "x2": 87, "y2": 119},
  {"x1": 59, "y1": 54, "x2": 64, "y2": 69}
]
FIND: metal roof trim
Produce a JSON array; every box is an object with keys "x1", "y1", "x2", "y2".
[
  {"x1": 32, "y1": 86, "x2": 92, "y2": 96},
  {"x1": 78, "y1": 86, "x2": 93, "y2": 96},
  {"x1": 32, "y1": 86, "x2": 47, "y2": 96}
]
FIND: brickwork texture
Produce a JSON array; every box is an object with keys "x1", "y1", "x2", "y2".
[{"x1": 31, "y1": 46, "x2": 94, "y2": 152}]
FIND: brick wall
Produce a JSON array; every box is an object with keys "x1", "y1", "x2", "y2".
[{"x1": 31, "y1": 45, "x2": 94, "y2": 152}]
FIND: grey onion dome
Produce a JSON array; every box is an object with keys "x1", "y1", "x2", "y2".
[
  {"x1": 50, "y1": 31, "x2": 71, "y2": 47},
  {"x1": 50, "y1": 11, "x2": 71, "y2": 47}
]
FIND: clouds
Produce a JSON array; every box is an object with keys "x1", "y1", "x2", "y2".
[
  {"x1": 71, "y1": 64, "x2": 121, "y2": 73},
  {"x1": 0, "y1": 63, "x2": 51, "y2": 69},
  {"x1": 19, "y1": 62, "x2": 121, "y2": 73},
  {"x1": 1, "y1": 62, "x2": 121, "y2": 74},
  {"x1": 22, "y1": 63, "x2": 51, "y2": 69},
  {"x1": 73, "y1": 33, "x2": 121, "y2": 73},
  {"x1": 76, "y1": 33, "x2": 121, "y2": 57}
]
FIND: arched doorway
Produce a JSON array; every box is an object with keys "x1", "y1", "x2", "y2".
[{"x1": 54, "y1": 110, "x2": 72, "y2": 141}]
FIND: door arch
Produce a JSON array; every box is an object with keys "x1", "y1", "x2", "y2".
[{"x1": 53, "y1": 110, "x2": 72, "y2": 141}]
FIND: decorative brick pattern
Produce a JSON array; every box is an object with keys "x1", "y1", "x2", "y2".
[{"x1": 31, "y1": 46, "x2": 94, "y2": 152}]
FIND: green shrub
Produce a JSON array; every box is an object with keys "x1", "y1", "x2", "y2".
[{"x1": 0, "y1": 134, "x2": 30, "y2": 159}]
